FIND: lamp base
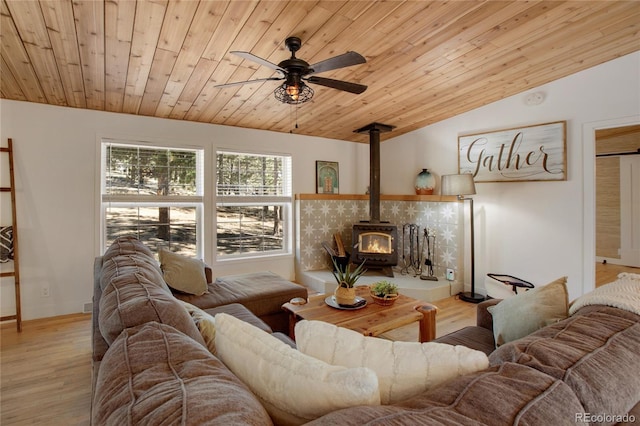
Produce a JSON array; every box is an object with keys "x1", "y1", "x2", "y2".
[{"x1": 458, "y1": 291, "x2": 486, "y2": 304}]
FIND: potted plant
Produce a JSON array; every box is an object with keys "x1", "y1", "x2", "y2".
[
  {"x1": 331, "y1": 258, "x2": 367, "y2": 305},
  {"x1": 370, "y1": 280, "x2": 399, "y2": 306}
]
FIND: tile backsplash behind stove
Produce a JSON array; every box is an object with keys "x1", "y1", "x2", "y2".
[{"x1": 295, "y1": 197, "x2": 464, "y2": 279}]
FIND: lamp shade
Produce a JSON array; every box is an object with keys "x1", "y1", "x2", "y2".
[{"x1": 441, "y1": 174, "x2": 476, "y2": 196}]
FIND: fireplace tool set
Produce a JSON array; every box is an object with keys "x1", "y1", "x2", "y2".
[
  {"x1": 421, "y1": 228, "x2": 438, "y2": 281},
  {"x1": 400, "y1": 224, "x2": 438, "y2": 281}
]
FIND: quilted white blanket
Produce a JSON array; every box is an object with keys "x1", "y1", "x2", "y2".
[{"x1": 569, "y1": 272, "x2": 640, "y2": 316}]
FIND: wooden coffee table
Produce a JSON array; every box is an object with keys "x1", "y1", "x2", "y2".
[{"x1": 282, "y1": 285, "x2": 437, "y2": 342}]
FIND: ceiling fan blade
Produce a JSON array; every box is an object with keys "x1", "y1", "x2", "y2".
[
  {"x1": 309, "y1": 51, "x2": 366, "y2": 75},
  {"x1": 214, "y1": 77, "x2": 283, "y2": 89},
  {"x1": 230, "y1": 51, "x2": 285, "y2": 73},
  {"x1": 306, "y1": 76, "x2": 367, "y2": 94}
]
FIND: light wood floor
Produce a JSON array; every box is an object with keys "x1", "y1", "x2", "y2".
[
  {"x1": 1, "y1": 314, "x2": 92, "y2": 425},
  {"x1": 1, "y1": 263, "x2": 636, "y2": 425}
]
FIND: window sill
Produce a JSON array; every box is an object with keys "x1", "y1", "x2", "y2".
[{"x1": 214, "y1": 251, "x2": 294, "y2": 265}]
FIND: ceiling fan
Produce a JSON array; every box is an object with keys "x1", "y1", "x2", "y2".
[{"x1": 215, "y1": 37, "x2": 368, "y2": 104}]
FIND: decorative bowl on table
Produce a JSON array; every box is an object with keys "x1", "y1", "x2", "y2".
[{"x1": 369, "y1": 281, "x2": 399, "y2": 306}]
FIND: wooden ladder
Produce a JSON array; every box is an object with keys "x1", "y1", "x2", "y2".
[{"x1": 1, "y1": 138, "x2": 22, "y2": 332}]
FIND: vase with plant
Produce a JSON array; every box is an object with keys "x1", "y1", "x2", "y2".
[
  {"x1": 370, "y1": 280, "x2": 399, "y2": 306},
  {"x1": 331, "y1": 258, "x2": 367, "y2": 305}
]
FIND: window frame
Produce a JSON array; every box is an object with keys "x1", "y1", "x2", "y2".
[
  {"x1": 215, "y1": 149, "x2": 293, "y2": 261},
  {"x1": 99, "y1": 139, "x2": 205, "y2": 257}
]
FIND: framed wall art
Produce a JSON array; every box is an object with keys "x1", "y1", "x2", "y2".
[
  {"x1": 316, "y1": 161, "x2": 339, "y2": 194},
  {"x1": 458, "y1": 121, "x2": 567, "y2": 182}
]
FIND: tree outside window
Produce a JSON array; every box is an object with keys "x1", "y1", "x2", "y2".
[
  {"x1": 216, "y1": 151, "x2": 292, "y2": 258},
  {"x1": 102, "y1": 142, "x2": 203, "y2": 256}
]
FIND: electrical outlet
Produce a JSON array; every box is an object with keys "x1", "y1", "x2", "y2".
[
  {"x1": 41, "y1": 287, "x2": 50, "y2": 297},
  {"x1": 446, "y1": 269, "x2": 455, "y2": 281}
]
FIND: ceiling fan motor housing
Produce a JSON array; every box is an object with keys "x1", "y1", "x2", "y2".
[{"x1": 278, "y1": 58, "x2": 311, "y2": 75}]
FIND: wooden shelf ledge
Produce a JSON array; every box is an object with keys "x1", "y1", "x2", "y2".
[{"x1": 296, "y1": 193, "x2": 459, "y2": 202}]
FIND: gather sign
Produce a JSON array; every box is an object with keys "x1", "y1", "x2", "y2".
[{"x1": 458, "y1": 121, "x2": 566, "y2": 182}]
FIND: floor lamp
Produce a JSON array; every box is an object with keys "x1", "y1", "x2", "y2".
[{"x1": 441, "y1": 174, "x2": 485, "y2": 303}]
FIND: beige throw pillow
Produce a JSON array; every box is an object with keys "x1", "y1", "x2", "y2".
[
  {"x1": 295, "y1": 320, "x2": 489, "y2": 404},
  {"x1": 487, "y1": 276, "x2": 568, "y2": 347},
  {"x1": 179, "y1": 301, "x2": 217, "y2": 355},
  {"x1": 214, "y1": 313, "x2": 380, "y2": 425},
  {"x1": 158, "y1": 249, "x2": 208, "y2": 296}
]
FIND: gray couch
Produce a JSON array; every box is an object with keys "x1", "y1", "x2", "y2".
[
  {"x1": 92, "y1": 236, "x2": 640, "y2": 425},
  {"x1": 310, "y1": 299, "x2": 640, "y2": 425},
  {"x1": 91, "y1": 236, "x2": 306, "y2": 424},
  {"x1": 432, "y1": 298, "x2": 499, "y2": 355}
]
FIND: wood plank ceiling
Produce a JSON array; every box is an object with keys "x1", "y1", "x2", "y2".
[{"x1": 1, "y1": 1, "x2": 639, "y2": 143}]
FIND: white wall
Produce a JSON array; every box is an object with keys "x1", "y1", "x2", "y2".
[
  {"x1": 375, "y1": 52, "x2": 640, "y2": 300},
  {"x1": 0, "y1": 101, "x2": 362, "y2": 320}
]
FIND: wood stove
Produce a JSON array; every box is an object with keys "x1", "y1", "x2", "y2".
[
  {"x1": 352, "y1": 123, "x2": 398, "y2": 277},
  {"x1": 352, "y1": 223, "x2": 398, "y2": 276}
]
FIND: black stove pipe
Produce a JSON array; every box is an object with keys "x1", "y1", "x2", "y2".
[{"x1": 355, "y1": 123, "x2": 395, "y2": 224}]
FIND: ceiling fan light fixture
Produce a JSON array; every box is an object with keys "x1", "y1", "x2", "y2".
[{"x1": 274, "y1": 81, "x2": 314, "y2": 104}]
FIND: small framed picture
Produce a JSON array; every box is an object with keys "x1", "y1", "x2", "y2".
[{"x1": 316, "y1": 161, "x2": 339, "y2": 194}]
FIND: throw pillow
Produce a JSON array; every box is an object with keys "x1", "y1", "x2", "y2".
[
  {"x1": 295, "y1": 320, "x2": 489, "y2": 405},
  {"x1": 180, "y1": 300, "x2": 217, "y2": 355},
  {"x1": 214, "y1": 313, "x2": 380, "y2": 425},
  {"x1": 0, "y1": 226, "x2": 13, "y2": 263},
  {"x1": 487, "y1": 276, "x2": 568, "y2": 347},
  {"x1": 158, "y1": 249, "x2": 208, "y2": 296}
]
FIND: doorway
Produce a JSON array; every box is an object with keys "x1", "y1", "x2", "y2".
[
  {"x1": 594, "y1": 124, "x2": 640, "y2": 284},
  {"x1": 583, "y1": 117, "x2": 640, "y2": 294}
]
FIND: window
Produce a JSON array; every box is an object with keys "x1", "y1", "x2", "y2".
[
  {"x1": 216, "y1": 150, "x2": 292, "y2": 258},
  {"x1": 101, "y1": 141, "x2": 204, "y2": 256}
]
